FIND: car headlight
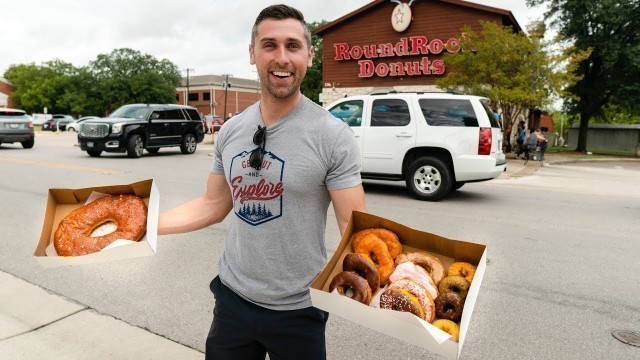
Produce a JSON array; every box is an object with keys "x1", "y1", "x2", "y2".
[{"x1": 111, "y1": 123, "x2": 126, "y2": 134}]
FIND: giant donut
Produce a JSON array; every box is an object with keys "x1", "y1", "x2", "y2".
[
  {"x1": 351, "y1": 228, "x2": 402, "y2": 259},
  {"x1": 54, "y1": 195, "x2": 148, "y2": 256}
]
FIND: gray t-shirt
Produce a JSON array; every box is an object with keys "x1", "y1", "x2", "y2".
[{"x1": 211, "y1": 96, "x2": 362, "y2": 310}]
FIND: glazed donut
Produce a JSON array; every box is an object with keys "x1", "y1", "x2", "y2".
[
  {"x1": 343, "y1": 253, "x2": 379, "y2": 294},
  {"x1": 432, "y1": 319, "x2": 460, "y2": 342},
  {"x1": 380, "y1": 287, "x2": 425, "y2": 319},
  {"x1": 389, "y1": 279, "x2": 435, "y2": 322},
  {"x1": 448, "y1": 262, "x2": 476, "y2": 283},
  {"x1": 351, "y1": 228, "x2": 402, "y2": 259},
  {"x1": 54, "y1": 195, "x2": 147, "y2": 256},
  {"x1": 354, "y1": 234, "x2": 395, "y2": 285},
  {"x1": 389, "y1": 262, "x2": 438, "y2": 301},
  {"x1": 329, "y1": 271, "x2": 372, "y2": 305},
  {"x1": 395, "y1": 252, "x2": 445, "y2": 286},
  {"x1": 438, "y1": 275, "x2": 470, "y2": 299},
  {"x1": 434, "y1": 292, "x2": 464, "y2": 322}
]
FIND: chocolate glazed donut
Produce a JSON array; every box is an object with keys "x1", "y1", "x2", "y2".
[
  {"x1": 434, "y1": 292, "x2": 464, "y2": 322},
  {"x1": 343, "y1": 253, "x2": 380, "y2": 294},
  {"x1": 329, "y1": 271, "x2": 372, "y2": 305}
]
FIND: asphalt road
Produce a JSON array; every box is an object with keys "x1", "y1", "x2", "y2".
[{"x1": 1, "y1": 132, "x2": 639, "y2": 359}]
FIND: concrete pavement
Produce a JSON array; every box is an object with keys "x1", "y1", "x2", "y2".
[
  {"x1": 1, "y1": 150, "x2": 636, "y2": 359},
  {"x1": 0, "y1": 271, "x2": 203, "y2": 359}
]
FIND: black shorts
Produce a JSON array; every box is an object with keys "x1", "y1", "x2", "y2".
[{"x1": 206, "y1": 276, "x2": 329, "y2": 360}]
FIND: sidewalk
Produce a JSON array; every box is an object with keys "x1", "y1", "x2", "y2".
[{"x1": 0, "y1": 271, "x2": 203, "y2": 359}]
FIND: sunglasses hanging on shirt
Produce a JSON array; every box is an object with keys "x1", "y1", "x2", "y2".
[{"x1": 249, "y1": 125, "x2": 266, "y2": 170}]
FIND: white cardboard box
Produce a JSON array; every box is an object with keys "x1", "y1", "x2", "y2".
[
  {"x1": 34, "y1": 179, "x2": 159, "y2": 267},
  {"x1": 310, "y1": 211, "x2": 486, "y2": 359}
]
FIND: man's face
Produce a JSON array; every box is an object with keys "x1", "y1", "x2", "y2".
[{"x1": 250, "y1": 18, "x2": 313, "y2": 100}]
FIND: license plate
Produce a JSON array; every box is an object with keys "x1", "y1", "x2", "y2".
[
  {"x1": 9, "y1": 123, "x2": 18, "y2": 129},
  {"x1": 87, "y1": 142, "x2": 94, "y2": 147}
]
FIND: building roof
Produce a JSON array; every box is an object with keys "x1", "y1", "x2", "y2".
[
  {"x1": 314, "y1": 0, "x2": 523, "y2": 36},
  {"x1": 0, "y1": 77, "x2": 14, "y2": 86},
  {"x1": 180, "y1": 74, "x2": 259, "y2": 90}
]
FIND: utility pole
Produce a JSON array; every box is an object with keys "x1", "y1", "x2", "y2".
[
  {"x1": 222, "y1": 74, "x2": 232, "y2": 120},
  {"x1": 184, "y1": 68, "x2": 195, "y2": 106}
]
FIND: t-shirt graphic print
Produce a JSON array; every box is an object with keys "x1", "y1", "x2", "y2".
[{"x1": 229, "y1": 147, "x2": 285, "y2": 226}]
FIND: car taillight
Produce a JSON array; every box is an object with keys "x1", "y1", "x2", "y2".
[
  {"x1": 28, "y1": 121, "x2": 33, "y2": 128},
  {"x1": 478, "y1": 127, "x2": 492, "y2": 155}
]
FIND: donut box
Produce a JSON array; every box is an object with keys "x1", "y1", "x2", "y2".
[
  {"x1": 310, "y1": 211, "x2": 486, "y2": 360},
  {"x1": 34, "y1": 179, "x2": 159, "y2": 267}
]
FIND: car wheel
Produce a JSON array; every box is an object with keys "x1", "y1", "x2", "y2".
[
  {"x1": 21, "y1": 139, "x2": 34, "y2": 149},
  {"x1": 147, "y1": 148, "x2": 159, "y2": 154},
  {"x1": 405, "y1": 156, "x2": 452, "y2": 201},
  {"x1": 180, "y1": 133, "x2": 197, "y2": 154},
  {"x1": 452, "y1": 182, "x2": 465, "y2": 191},
  {"x1": 127, "y1": 134, "x2": 144, "y2": 158},
  {"x1": 67, "y1": 127, "x2": 76, "y2": 132},
  {"x1": 87, "y1": 150, "x2": 102, "y2": 157}
]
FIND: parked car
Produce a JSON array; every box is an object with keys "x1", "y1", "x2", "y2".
[
  {"x1": 326, "y1": 92, "x2": 506, "y2": 201},
  {"x1": 66, "y1": 116, "x2": 99, "y2": 132},
  {"x1": 77, "y1": 104, "x2": 205, "y2": 158},
  {"x1": 0, "y1": 108, "x2": 35, "y2": 148},
  {"x1": 203, "y1": 115, "x2": 224, "y2": 134},
  {"x1": 41, "y1": 114, "x2": 75, "y2": 131}
]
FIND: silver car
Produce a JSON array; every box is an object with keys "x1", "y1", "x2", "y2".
[
  {"x1": 0, "y1": 108, "x2": 35, "y2": 148},
  {"x1": 66, "y1": 116, "x2": 99, "y2": 132}
]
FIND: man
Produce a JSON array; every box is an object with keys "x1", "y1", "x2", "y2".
[{"x1": 158, "y1": 4, "x2": 366, "y2": 360}]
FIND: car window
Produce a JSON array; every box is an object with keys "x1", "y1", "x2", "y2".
[
  {"x1": 419, "y1": 99, "x2": 478, "y2": 127},
  {"x1": 371, "y1": 99, "x2": 410, "y2": 127},
  {"x1": 166, "y1": 109, "x2": 185, "y2": 120},
  {"x1": 110, "y1": 105, "x2": 150, "y2": 119},
  {"x1": 480, "y1": 99, "x2": 501, "y2": 128},
  {"x1": 184, "y1": 108, "x2": 201, "y2": 121},
  {"x1": 329, "y1": 100, "x2": 364, "y2": 127},
  {"x1": 151, "y1": 110, "x2": 166, "y2": 120}
]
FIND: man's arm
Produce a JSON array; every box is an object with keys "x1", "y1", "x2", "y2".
[
  {"x1": 329, "y1": 184, "x2": 366, "y2": 235},
  {"x1": 158, "y1": 173, "x2": 233, "y2": 235}
]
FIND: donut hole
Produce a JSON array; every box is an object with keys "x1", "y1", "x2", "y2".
[
  {"x1": 89, "y1": 221, "x2": 118, "y2": 237},
  {"x1": 344, "y1": 286, "x2": 355, "y2": 298}
]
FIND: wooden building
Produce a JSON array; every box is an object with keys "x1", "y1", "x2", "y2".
[
  {"x1": 176, "y1": 74, "x2": 260, "y2": 119},
  {"x1": 314, "y1": 0, "x2": 522, "y2": 106}
]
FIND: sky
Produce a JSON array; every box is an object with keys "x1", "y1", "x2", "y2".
[{"x1": 1, "y1": 0, "x2": 547, "y2": 81}]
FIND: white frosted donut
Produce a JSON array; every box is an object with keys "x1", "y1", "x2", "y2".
[{"x1": 389, "y1": 261, "x2": 438, "y2": 300}]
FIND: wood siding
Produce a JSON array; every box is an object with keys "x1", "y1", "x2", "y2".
[{"x1": 321, "y1": 1, "x2": 507, "y2": 89}]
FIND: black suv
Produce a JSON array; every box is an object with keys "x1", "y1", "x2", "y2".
[{"x1": 78, "y1": 104, "x2": 205, "y2": 158}]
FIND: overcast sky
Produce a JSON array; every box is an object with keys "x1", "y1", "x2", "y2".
[{"x1": 1, "y1": 0, "x2": 546, "y2": 81}]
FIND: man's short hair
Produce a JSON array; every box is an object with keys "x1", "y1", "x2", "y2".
[{"x1": 251, "y1": 4, "x2": 312, "y2": 48}]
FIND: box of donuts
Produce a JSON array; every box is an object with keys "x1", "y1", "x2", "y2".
[
  {"x1": 310, "y1": 211, "x2": 486, "y2": 360},
  {"x1": 34, "y1": 179, "x2": 159, "y2": 267}
]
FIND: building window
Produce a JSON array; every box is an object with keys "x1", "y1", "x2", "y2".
[
  {"x1": 188, "y1": 93, "x2": 199, "y2": 101},
  {"x1": 176, "y1": 94, "x2": 180, "y2": 102},
  {"x1": 203, "y1": 92, "x2": 211, "y2": 101}
]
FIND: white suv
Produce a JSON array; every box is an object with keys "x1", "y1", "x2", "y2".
[{"x1": 326, "y1": 92, "x2": 506, "y2": 201}]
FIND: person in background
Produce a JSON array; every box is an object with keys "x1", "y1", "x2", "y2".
[
  {"x1": 157, "y1": 4, "x2": 366, "y2": 360},
  {"x1": 515, "y1": 120, "x2": 526, "y2": 159}
]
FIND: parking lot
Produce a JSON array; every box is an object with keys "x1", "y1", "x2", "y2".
[{"x1": 1, "y1": 132, "x2": 639, "y2": 359}]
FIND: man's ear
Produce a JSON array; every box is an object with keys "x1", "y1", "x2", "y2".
[
  {"x1": 307, "y1": 46, "x2": 314, "y2": 68},
  {"x1": 249, "y1": 44, "x2": 256, "y2": 65}
]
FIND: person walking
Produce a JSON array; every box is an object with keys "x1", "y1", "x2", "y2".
[{"x1": 158, "y1": 4, "x2": 366, "y2": 360}]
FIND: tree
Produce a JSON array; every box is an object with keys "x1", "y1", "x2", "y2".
[
  {"x1": 436, "y1": 21, "x2": 585, "y2": 147},
  {"x1": 301, "y1": 21, "x2": 328, "y2": 104},
  {"x1": 90, "y1": 48, "x2": 181, "y2": 114},
  {"x1": 4, "y1": 60, "x2": 95, "y2": 115},
  {"x1": 527, "y1": 0, "x2": 640, "y2": 152}
]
